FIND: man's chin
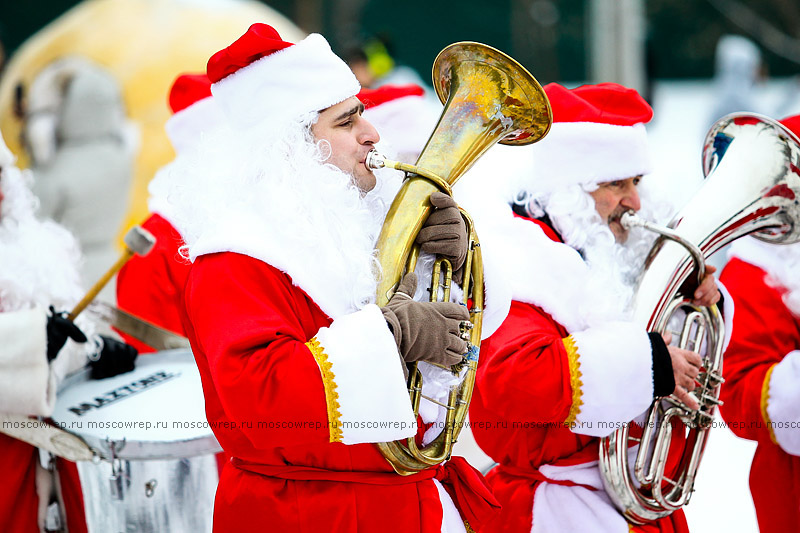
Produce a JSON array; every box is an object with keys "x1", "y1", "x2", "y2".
[
  {"x1": 609, "y1": 222, "x2": 628, "y2": 244},
  {"x1": 355, "y1": 171, "x2": 376, "y2": 193}
]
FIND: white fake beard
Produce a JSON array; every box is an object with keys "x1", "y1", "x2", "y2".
[
  {"x1": 526, "y1": 184, "x2": 667, "y2": 319},
  {"x1": 0, "y1": 165, "x2": 83, "y2": 312},
  {"x1": 168, "y1": 115, "x2": 404, "y2": 313},
  {"x1": 762, "y1": 243, "x2": 800, "y2": 317}
]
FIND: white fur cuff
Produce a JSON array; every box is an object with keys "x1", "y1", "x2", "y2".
[
  {"x1": 313, "y1": 304, "x2": 416, "y2": 444},
  {"x1": 766, "y1": 350, "x2": 800, "y2": 455},
  {"x1": 0, "y1": 307, "x2": 52, "y2": 416},
  {"x1": 568, "y1": 321, "x2": 654, "y2": 436}
]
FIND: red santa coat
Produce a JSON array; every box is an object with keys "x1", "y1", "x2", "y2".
[
  {"x1": 0, "y1": 308, "x2": 87, "y2": 533},
  {"x1": 719, "y1": 240, "x2": 800, "y2": 532},
  {"x1": 182, "y1": 251, "x2": 485, "y2": 532},
  {"x1": 469, "y1": 212, "x2": 690, "y2": 533},
  {"x1": 116, "y1": 212, "x2": 190, "y2": 353}
]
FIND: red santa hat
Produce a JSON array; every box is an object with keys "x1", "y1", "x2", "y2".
[
  {"x1": 164, "y1": 73, "x2": 226, "y2": 154},
  {"x1": 357, "y1": 84, "x2": 440, "y2": 162},
  {"x1": 527, "y1": 82, "x2": 654, "y2": 192},
  {"x1": 207, "y1": 23, "x2": 360, "y2": 129},
  {"x1": 780, "y1": 114, "x2": 800, "y2": 139}
]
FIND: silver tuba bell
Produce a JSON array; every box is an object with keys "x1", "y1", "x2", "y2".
[{"x1": 598, "y1": 113, "x2": 800, "y2": 524}]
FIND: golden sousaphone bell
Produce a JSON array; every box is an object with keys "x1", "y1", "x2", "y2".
[{"x1": 368, "y1": 42, "x2": 552, "y2": 474}]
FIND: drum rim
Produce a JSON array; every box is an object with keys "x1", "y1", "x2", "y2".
[{"x1": 52, "y1": 348, "x2": 222, "y2": 460}]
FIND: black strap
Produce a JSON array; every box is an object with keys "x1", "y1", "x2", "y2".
[{"x1": 648, "y1": 332, "x2": 675, "y2": 397}]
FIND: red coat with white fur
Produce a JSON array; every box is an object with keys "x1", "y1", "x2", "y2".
[
  {"x1": 469, "y1": 214, "x2": 689, "y2": 533},
  {"x1": 719, "y1": 255, "x2": 800, "y2": 532},
  {"x1": 0, "y1": 309, "x2": 87, "y2": 533},
  {"x1": 181, "y1": 251, "x2": 471, "y2": 533}
]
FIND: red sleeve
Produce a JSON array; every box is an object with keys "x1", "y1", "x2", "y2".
[
  {"x1": 477, "y1": 301, "x2": 575, "y2": 425},
  {"x1": 116, "y1": 214, "x2": 191, "y2": 353},
  {"x1": 183, "y1": 252, "x2": 332, "y2": 447},
  {"x1": 719, "y1": 258, "x2": 800, "y2": 442}
]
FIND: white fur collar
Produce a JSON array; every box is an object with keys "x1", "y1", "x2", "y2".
[
  {"x1": 146, "y1": 162, "x2": 181, "y2": 232},
  {"x1": 190, "y1": 209, "x2": 371, "y2": 319}
]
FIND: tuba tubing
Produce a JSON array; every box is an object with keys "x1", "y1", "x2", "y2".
[
  {"x1": 599, "y1": 113, "x2": 800, "y2": 523},
  {"x1": 371, "y1": 41, "x2": 552, "y2": 475}
]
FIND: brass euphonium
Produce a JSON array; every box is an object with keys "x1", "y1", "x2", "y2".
[
  {"x1": 367, "y1": 42, "x2": 552, "y2": 474},
  {"x1": 599, "y1": 113, "x2": 800, "y2": 523}
]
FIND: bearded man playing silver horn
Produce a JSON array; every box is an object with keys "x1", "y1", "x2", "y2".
[
  {"x1": 166, "y1": 23, "x2": 499, "y2": 533},
  {"x1": 0, "y1": 132, "x2": 137, "y2": 532},
  {"x1": 717, "y1": 115, "x2": 800, "y2": 533},
  {"x1": 462, "y1": 83, "x2": 726, "y2": 533}
]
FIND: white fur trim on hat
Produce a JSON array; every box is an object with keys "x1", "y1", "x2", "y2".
[
  {"x1": 165, "y1": 96, "x2": 226, "y2": 154},
  {"x1": 528, "y1": 122, "x2": 652, "y2": 194},
  {"x1": 211, "y1": 33, "x2": 360, "y2": 129}
]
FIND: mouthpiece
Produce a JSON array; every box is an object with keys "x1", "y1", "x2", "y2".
[
  {"x1": 366, "y1": 150, "x2": 387, "y2": 170},
  {"x1": 620, "y1": 211, "x2": 642, "y2": 230}
]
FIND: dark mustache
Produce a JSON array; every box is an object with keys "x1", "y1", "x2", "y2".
[{"x1": 607, "y1": 208, "x2": 629, "y2": 225}]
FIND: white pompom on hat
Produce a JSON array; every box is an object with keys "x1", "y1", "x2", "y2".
[
  {"x1": 207, "y1": 23, "x2": 360, "y2": 129},
  {"x1": 527, "y1": 82, "x2": 654, "y2": 194},
  {"x1": 164, "y1": 73, "x2": 226, "y2": 154}
]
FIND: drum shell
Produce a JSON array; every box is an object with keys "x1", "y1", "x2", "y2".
[
  {"x1": 77, "y1": 454, "x2": 218, "y2": 533},
  {"x1": 52, "y1": 349, "x2": 220, "y2": 532}
]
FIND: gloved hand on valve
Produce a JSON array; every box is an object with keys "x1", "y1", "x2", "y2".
[
  {"x1": 416, "y1": 192, "x2": 468, "y2": 284},
  {"x1": 381, "y1": 273, "x2": 471, "y2": 376},
  {"x1": 46, "y1": 306, "x2": 138, "y2": 380}
]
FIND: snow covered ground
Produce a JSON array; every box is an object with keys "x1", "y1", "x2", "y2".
[{"x1": 452, "y1": 77, "x2": 800, "y2": 533}]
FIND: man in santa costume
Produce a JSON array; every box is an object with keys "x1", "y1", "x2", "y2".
[
  {"x1": 167, "y1": 23, "x2": 498, "y2": 533},
  {"x1": 717, "y1": 115, "x2": 800, "y2": 532},
  {"x1": 116, "y1": 72, "x2": 224, "y2": 353},
  {"x1": 0, "y1": 132, "x2": 136, "y2": 532},
  {"x1": 464, "y1": 83, "x2": 726, "y2": 533}
]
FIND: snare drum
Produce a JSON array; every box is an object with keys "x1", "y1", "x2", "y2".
[{"x1": 52, "y1": 348, "x2": 220, "y2": 533}]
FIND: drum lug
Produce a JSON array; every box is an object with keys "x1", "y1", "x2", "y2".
[
  {"x1": 107, "y1": 438, "x2": 128, "y2": 500},
  {"x1": 109, "y1": 468, "x2": 125, "y2": 500}
]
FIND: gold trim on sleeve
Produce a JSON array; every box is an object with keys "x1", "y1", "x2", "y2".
[
  {"x1": 761, "y1": 363, "x2": 778, "y2": 445},
  {"x1": 562, "y1": 335, "x2": 584, "y2": 426},
  {"x1": 306, "y1": 337, "x2": 344, "y2": 443}
]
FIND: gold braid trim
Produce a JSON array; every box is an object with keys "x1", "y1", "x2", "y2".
[
  {"x1": 761, "y1": 363, "x2": 778, "y2": 445},
  {"x1": 562, "y1": 336, "x2": 584, "y2": 426},
  {"x1": 306, "y1": 337, "x2": 343, "y2": 443}
]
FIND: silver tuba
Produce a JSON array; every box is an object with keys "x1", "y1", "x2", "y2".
[{"x1": 599, "y1": 113, "x2": 800, "y2": 523}]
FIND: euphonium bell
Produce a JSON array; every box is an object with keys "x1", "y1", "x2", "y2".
[
  {"x1": 599, "y1": 113, "x2": 800, "y2": 523},
  {"x1": 370, "y1": 42, "x2": 552, "y2": 475}
]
